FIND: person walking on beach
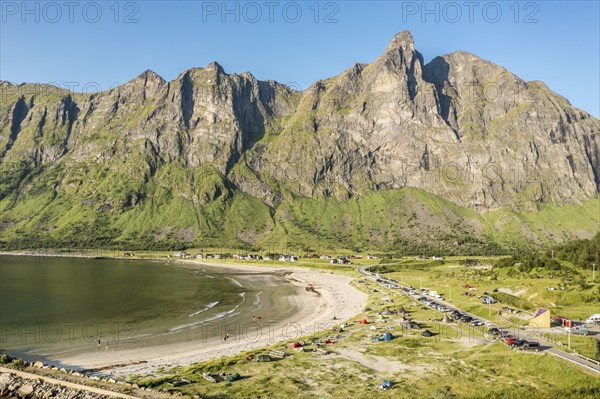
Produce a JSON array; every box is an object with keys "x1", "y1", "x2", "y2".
[
  {"x1": 105, "y1": 341, "x2": 109, "y2": 351},
  {"x1": 97, "y1": 339, "x2": 101, "y2": 351}
]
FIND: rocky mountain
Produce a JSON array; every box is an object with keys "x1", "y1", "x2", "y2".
[{"x1": 1, "y1": 31, "x2": 598, "y2": 253}]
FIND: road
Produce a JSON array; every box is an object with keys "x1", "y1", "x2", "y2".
[{"x1": 357, "y1": 266, "x2": 600, "y2": 373}]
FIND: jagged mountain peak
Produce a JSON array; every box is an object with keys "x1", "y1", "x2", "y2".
[
  {"x1": 385, "y1": 30, "x2": 415, "y2": 53},
  {"x1": 0, "y1": 31, "x2": 598, "y2": 251},
  {"x1": 173, "y1": 62, "x2": 227, "y2": 83},
  {"x1": 206, "y1": 61, "x2": 225, "y2": 74},
  {"x1": 137, "y1": 69, "x2": 165, "y2": 83}
]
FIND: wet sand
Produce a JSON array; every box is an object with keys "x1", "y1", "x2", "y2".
[{"x1": 55, "y1": 260, "x2": 368, "y2": 377}]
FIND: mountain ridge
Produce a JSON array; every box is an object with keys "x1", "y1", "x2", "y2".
[{"x1": 0, "y1": 31, "x2": 598, "y2": 252}]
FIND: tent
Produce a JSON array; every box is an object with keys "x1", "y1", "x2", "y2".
[
  {"x1": 379, "y1": 380, "x2": 394, "y2": 390},
  {"x1": 397, "y1": 306, "x2": 407, "y2": 314},
  {"x1": 442, "y1": 314, "x2": 452, "y2": 323},
  {"x1": 359, "y1": 319, "x2": 369, "y2": 324},
  {"x1": 225, "y1": 373, "x2": 241, "y2": 382},
  {"x1": 289, "y1": 342, "x2": 302, "y2": 348},
  {"x1": 256, "y1": 354, "x2": 271, "y2": 362},
  {"x1": 381, "y1": 307, "x2": 392, "y2": 315},
  {"x1": 383, "y1": 332, "x2": 393, "y2": 341},
  {"x1": 406, "y1": 321, "x2": 418, "y2": 330},
  {"x1": 422, "y1": 329, "x2": 433, "y2": 337},
  {"x1": 529, "y1": 308, "x2": 551, "y2": 328}
]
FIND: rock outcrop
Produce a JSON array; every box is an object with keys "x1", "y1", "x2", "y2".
[
  {"x1": 0, "y1": 31, "x2": 598, "y2": 251},
  {"x1": 0, "y1": 372, "x2": 110, "y2": 398}
]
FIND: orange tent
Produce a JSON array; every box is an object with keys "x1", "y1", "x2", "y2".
[{"x1": 359, "y1": 319, "x2": 369, "y2": 324}]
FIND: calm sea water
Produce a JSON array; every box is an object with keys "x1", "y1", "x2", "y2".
[{"x1": 0, "y1": 256, "x2": 293, "y2": 361}]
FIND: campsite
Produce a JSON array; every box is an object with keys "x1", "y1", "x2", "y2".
[
  {"x1": 124, "y1": 254, "x2": 600, "y2": 398},
  {"x1": 1, "y1": 252, "x2": 598, "y2": 398}
]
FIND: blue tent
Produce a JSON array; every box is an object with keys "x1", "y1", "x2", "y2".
[
  {"x1": 379, "y1": 380, "x2": 394, "y2": 390},
  {"x1": 383, "y1": 332, "x2": 393, "y2": 341}
]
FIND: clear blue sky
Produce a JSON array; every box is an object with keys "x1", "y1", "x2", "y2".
[{"x1": 1, "y1": 1, "x2": 599, "y2": 116}]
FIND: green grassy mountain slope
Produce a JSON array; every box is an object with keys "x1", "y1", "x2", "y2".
[{"x1": 0, "y1": 32, "x2": 598, "y2": 253}]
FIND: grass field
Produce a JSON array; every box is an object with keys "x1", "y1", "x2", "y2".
[{"x1": 122, "y1": 258, "x2": 600, "y2": 398}]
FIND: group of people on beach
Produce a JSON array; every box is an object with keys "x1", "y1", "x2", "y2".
[{"x1": 97, "y1": 339, "x2": 116, "y2": 351}]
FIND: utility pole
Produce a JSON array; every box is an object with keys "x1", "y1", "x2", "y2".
[{"x1": 592, "y1": 263, "x2": 596, "y2": 281}]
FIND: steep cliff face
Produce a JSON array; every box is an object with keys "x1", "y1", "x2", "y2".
[
  {"x1": 0, "y1": 31, "x2": 598, "y2": 251},
  {"x1": 249, "y1": 31, "x2": 599, "y2": 209},
  {"x1": 423, "y1": 50, "x2": 600, "y2": 209}
]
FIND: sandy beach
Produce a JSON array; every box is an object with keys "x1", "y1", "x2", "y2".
[{"x1": 46, "y1": 260, "x2": 368, "y2": 377}]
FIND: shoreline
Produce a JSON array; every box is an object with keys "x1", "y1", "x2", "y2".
[{"x1": 1, "y1": 253, "x2": 368, "y2": 378}]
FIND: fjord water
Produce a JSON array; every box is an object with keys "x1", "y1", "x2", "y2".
[{"x1": 0, "y1": 256, "x2": 295, "y2": 363}]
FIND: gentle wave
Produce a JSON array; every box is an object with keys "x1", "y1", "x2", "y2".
[
  {"x1": 169, "y1": 294, "x2": 246, "y2": 332},
  {"x1": 202, "y1": 308, "x2": 241, "y2": 324},
  {"x1": 254, "y1": 291, "x2": 262, "y2": 306},
  {"x1": 227, "y1": 277, "x2": 243, "y2": 287},
  {"x1": 170, "y1": 307, "x2": 241, "y2": 332},
  {"x1": 189, "y1": 301, "x2": 219, "y2": 317}
]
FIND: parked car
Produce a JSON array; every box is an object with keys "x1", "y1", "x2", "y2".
[
  {"x1": 553, "y1": 315, "x2": 571, "y2": 326},
  {"x1": 509, "y1": 339, "x2": 528, "y2": 349},
  {"x1": 470, "y1": 320, "x2": 484, "y2": 326},
  {"x1": 488, "y1": 328, "x2": 501, "y2": 336},
  {"x1": 450, "y1": 311, "x2": 462, "y2": 320},
  {"x1": 460, "y1": 315, "x2": 473, "y2": 323},
  {"x1": 567, "y1": 325, "x2": 590, "y2": 335},
  {"x1": 519, "y1": 342, "x2": 541, "y2": 352},
  {"x1": 503, "y1": 337, "x2": 517, "y2": 345}
]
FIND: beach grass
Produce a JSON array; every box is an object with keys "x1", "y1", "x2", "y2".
[{"x1": 131, "y1": 276, "x2": 600, "y2": 399}]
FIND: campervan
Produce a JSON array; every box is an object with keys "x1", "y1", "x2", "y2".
[{"x1": 585, "y1": 314, "x2": 600, "y2": 325}]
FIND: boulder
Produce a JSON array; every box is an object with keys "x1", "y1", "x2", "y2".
[{"x1": 17, "y1": 383, "x2": 34, "y2": 396}]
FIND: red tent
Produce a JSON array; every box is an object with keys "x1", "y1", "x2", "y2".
[
  {"x1": 289, "y1": 342, "x2": 302, "y2": 348},
  {"x1": 359, "y1": 319, "x2": 369, "y2": 324}
]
